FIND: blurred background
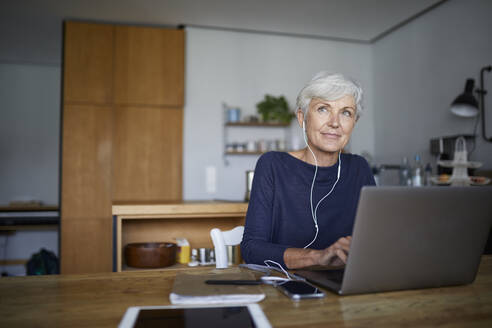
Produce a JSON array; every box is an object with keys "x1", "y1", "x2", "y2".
[{"x1": 1, "y1": 0, "x2": 491, "y2": 275}]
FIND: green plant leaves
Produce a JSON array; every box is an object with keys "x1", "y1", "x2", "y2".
[{"x1": 256, "y1": 94, "x2": 294, "y2": 123}]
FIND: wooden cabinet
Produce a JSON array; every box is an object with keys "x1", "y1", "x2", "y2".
[
  {"x1": 114, "y1": 26, "x2": 184, "y2": 107},
  {"x1": 61, "y1": 218, "x2": 113, "y2": 273},
  {"x1": 63, "y1": 22, "x2": 114, "y2": 104},
  {"x1": 61, "y1": 21, "x2": 184, "y2": 274},
  {"x1": 112, "y1": 106, "x2": 183, "y2": 202},
  {"x1": 61, "y1": 104, "x2": 113, "y2": 273},
  {"x1": 61, "y1": 105, "x2": 113, "y2": 220}
]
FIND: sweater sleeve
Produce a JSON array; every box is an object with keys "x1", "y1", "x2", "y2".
[
  {"x1": 240, "y1": 153, "x2": 290, "y2": 268},
  {"x1": 360, "y1": 156, "x2": 377, "y2": 186}
]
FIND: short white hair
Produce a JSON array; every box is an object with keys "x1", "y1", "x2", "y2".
[{"x1": 296, "y1": 71, "x2": 363, "y2": 119}]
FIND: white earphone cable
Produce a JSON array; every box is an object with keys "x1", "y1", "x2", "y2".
[
  {"x1": 264, "y1": 260, "x2": 293, "y2": 280},
  {"x1": 303, "y1": 127, "x2": 318, "y2": 227},
  {"x1": 302, "y1": 120, "x2": 341, "y2": 249}
]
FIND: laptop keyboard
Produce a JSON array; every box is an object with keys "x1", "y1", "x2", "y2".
[
  {"x1": 295, "y1": 268, "x2": 345, "y2": 285},
  {"x1": 319, "y1": 269, "x2": 345, "y2": 284}
]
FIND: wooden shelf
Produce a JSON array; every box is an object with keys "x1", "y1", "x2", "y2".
[
  {"x1": 121, "y1": 262, "x2": 216, "y2": 272},
  {"x1": 225, "y1": 150, "x2": 294, "y2": 156},
  {"x1": 225, "y1": 151, "x2": 265, "y2": 155},
  {"x1": 223, "y1": 121, "x2": 292, "y2": 165},
  {"x1": 0, "y1": 225, "x2": 58, "y2": 231},
  {"x1": 0, "y1": 205, "x2": 58, "y2": 212},
  {"x1": 113, "y1": 201, "x2": 248, "y2": 218},
  {"x1": 113, "y1": 202, "x2": 248, "y2": 272},
  {"x1": 0, "y1": 259, "x2": 28, "y2": 266},
  {"x1": 225, "y1": 122, "x2": 290, "y2": 127}
]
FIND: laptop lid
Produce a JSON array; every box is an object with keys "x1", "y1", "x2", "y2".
[{"x1": 339, "y1": 186, "x2": 492, "y2": 295}]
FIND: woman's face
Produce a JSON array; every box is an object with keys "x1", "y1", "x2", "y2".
[{"x1": 299, "y1": 95, "x2": 357, "y2": 154}]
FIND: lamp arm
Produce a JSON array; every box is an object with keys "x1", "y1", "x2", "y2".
[{"x1": 479, "y1": 65, "x2": 492, "y2": 142}]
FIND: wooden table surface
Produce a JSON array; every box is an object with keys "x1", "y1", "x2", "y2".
[{"x1": 1, "y1": 255, "x2": 492, "y2": 327}]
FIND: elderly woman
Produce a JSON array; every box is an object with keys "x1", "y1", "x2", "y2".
[{"x1": 240, "y1": 72, "x2": 375, "y2": 270}]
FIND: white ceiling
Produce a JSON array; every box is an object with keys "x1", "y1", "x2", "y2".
[{"x1": 4, "y1": 0, "x2": 445, "y2": 42}]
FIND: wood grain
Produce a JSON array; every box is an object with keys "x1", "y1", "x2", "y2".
[
  {"x1": 61, "y1": 105, "x2": 112, "y2": 221},
  {"x1": 0, "y1": 256, "x2": 491, "y2": 328},
  {"x1": 60, "y1": 218, "x2": 113, "y2": 274},
  {"x1": 61, "y1": 22, "x2": 185, "y2": 274},
  {"x1": 112, "y1": 202, "x2": 248, "y2": 216},
  {"x1": 114, "y1": 26, "x2": 184, "y2": 107},
  {"x1": 112, "y1": 106, "x2": 183, "y2": 202},
  {"x1": 63, "y1": 21, "x2": 114, "y2": 104},
  {"x1": 61, "y1": 104, "x2": 113, "y2": 273}
]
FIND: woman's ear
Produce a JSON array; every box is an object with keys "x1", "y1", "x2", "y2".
[{"x1": 296, "y1": 109, "x2": 305, "y2": 129}]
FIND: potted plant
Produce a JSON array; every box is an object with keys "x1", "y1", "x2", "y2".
[{"x1": 256, "y1": 94, "x2": 295, "y2": 124}]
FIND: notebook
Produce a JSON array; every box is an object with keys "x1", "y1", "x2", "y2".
[
  {"x1": 295, "y1": 186, "x2": 492, "y2": 295},
  {"x1": 169, "y1": 268, "x2": 265, "y2": 304}
]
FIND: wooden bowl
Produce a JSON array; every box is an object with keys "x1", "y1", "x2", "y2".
[{"x1": 124, "y1": 242, "x2": 177, "y2": 268}]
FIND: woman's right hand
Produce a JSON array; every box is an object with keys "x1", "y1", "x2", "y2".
[
  {"x1": 316, "y1": 236, "x2": 351, "y2": 267},
  {"x1": 283, "y1": 236, "x2": 352, "y2": 269}
]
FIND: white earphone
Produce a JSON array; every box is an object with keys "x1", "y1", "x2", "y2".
[{"x1": 302, "y1": 118, "x2": 341, "y2": 249}]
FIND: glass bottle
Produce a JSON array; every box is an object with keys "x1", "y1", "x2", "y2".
[
  {"x1": 424, "y1": 163, "x2": 432, "y2": 186},
  {"x1": 412, "y1": 155, "x2": 424, "y2": 187},
  {"x1": 399, "y1": 157, "x2": 411, "y2": 186}
]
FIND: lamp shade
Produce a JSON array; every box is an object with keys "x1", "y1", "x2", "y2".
[{"x1": 450, "y1": 79, "x2": 479, "y2": 117}]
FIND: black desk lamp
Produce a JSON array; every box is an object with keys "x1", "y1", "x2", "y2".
[
  {"x1": 450, "y1": 66, "x2": 492, "y2": 142},
  {"x1": 450, "y1": 79, "x2": 479, "y2": 117}
]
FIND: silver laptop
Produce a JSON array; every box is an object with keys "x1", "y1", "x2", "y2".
[{"x1": 295, "y1": 186, "x2": 492, "y2": 295}]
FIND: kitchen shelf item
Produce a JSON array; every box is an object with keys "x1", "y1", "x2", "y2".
[
  {"x1": 437, "y1": 136, "x2": 482, "y2": 186},
  {"x1": 124, "y1": 242, "x2": 177, "y2": 268},
  {"x1": 223, "y1": 120, "x2": 292, "y2": 165}
]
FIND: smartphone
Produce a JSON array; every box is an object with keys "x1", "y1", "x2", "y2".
[{"x1": 274, "y1": 280, "x2": 325, "y2": 300}]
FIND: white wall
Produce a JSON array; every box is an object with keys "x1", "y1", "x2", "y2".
[
  {"x1": 0, "y1": 63, "x2": 61, "y2": 205},
  {"x1": 184, "y1": 27, "x2": 374, "y2": 200},
  {"x1": 0, "y1": 63, "x2": 60, "y2": 276},
  {"x1": 373, "y1": 0, "x2": 492, "y2": 168},
  {"x1": 0, "y1": 230, "x2": 58, "y2": 276}
]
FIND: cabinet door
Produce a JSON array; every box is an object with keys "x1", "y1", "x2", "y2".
[
  {"x1": 61, "y1": 104, "x2": 113, "y2": 273},
  {"x1": 61, "y1": 218, "x2": 113, "y2": 274},
  {"x1": 63, "y1": 22, "x2": 114, "y2": 104},
  {"x1": 61, "y1": 105, "x2": 112, "y2": 220},
  {"x1": 114, "y1": 26, "x2": 184, "y2": 107},
  {"x1": 112, "y1": 106, "x2": 182, "y2": 202}
]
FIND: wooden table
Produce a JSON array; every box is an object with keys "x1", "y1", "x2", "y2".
[{"x1": 1, "y1": 255, "x2": 492, "y2": 327}]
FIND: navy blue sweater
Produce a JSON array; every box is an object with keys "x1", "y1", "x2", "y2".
[{"x1": 240, "y1": 151, "x2": 375, "y2": 268}]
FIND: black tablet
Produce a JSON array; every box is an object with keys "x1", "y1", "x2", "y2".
[{"x1": 118, "y1": 304, "x2": 271, "y2": 328}]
